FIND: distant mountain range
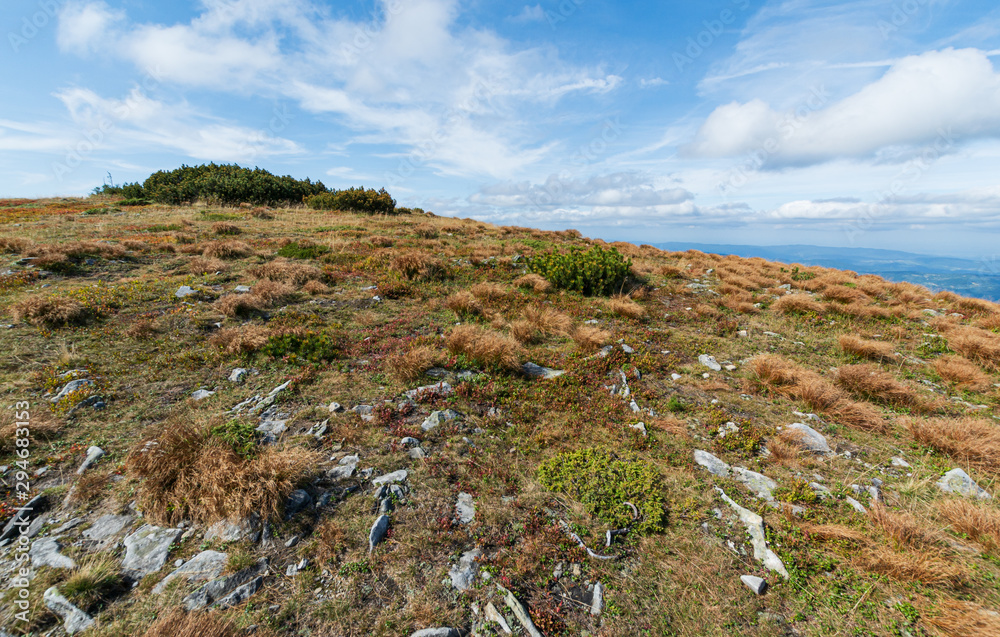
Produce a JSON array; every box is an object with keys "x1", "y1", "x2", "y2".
[{"x1": 648, "y1": 242, "x2": 1000, "y2": 301}]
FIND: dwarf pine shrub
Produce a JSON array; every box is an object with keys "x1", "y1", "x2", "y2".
[
  {"x1": 305, "y1": 187, "x2": 397, "y2": 215},
  {"x1": 528, "y1": 245, "x2": 631, "y2": 296}
]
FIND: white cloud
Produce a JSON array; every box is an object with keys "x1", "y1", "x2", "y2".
[
  {"x1": 56, "y1": 1, "x2": 124, "y2": 55},
  {"x1": 638, "y1": 77, "x2": 669, "y2": 89},
  {"x1": 686, "y1": 48, "x2": 1000, "y2": 166},
  {"x1": 510, "y1": 5, "x2": 546, "y2": 23}
]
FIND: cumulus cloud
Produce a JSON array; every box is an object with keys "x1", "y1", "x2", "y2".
[
  {"x1": 687, "y1": 48, "x2": 1000, "y2": 166},
  {"x1": 511, "y1": 5, "x2": 546, "y2": 23},
  {"x1": 56, "y1": 1, "x2": 124, "y2": 55}
]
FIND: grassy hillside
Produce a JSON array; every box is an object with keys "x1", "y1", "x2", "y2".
[{"x1": 1, "y1": 195, "x2": 999, "y2": 637}]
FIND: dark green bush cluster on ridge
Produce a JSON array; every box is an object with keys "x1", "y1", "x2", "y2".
[
  {"x1": 305, "y1": 186, "x2": 397, "y2": 215},
  {"x1": 528, "y1": 245, "x2": 632, "y2": 296}
]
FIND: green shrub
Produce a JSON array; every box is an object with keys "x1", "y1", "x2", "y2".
[
  {"x1": 537, "y1": 448, "x2": 666, "y2": 534},
  {"x1": 262, "y1": 330, "x2": 341, "y2": 364},
  {"x1": 210, "y1": 419, "x2": 259, "y2": 457},
  {"x1": 305, "y1": 187, "x2": 397, "y2": 215},
  {"x1": 277, "y1": 241, "x2": 330, "y2": 260},
  {"x1": 92, "y1": 181, "x2": 146, "y2": 199},
  {"x1": 773, "y1": 478, "x2": 819, "y2": 504},
  {"x1": 118, "y1": 198, "x2": 150, "y2": 206},
  {"x1": 528, "y1": 245, "x2": 632, "y2": 296},
  {"x1": 138, "y1": 163, "x2": 328, "y2": 206}
]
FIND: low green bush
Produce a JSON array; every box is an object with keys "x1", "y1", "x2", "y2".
[
  {"x1": 528, "y1": 245, "x2": 632, "y2": 296},
  {"x1": 262, "y1": 330, "x2": 341, "y2": 364},
  {"x1": 305, "y1": 187, "x2": 397, "y2": 215},
  {"x1": 278, "y1": 241, "x2": 330, "y2": 260},
  {"x1": 210, "y1": 419, "x2": 259, "y2": 457},
  {"x1": 537, "y1": 448, "x2": 666, "y2": 533}
]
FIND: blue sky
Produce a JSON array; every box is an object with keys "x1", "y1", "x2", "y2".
[{"x1": 3, "y1": 0, "x2": 1000, "y2": 258}]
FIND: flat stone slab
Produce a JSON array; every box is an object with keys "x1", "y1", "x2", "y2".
[
  {"x1": 694, "y1": 450, "x2": 730, "y2": 477},
  {"x1": 191, "y1": 389, "x2": 215, "y2": 401},
  {"x1": 82, "y1": 514, "x2": 133, "y2": 543},
  {"x1": 421, "y1": 409, "x2": 462, "y2": 432},
  {"x1": 153, "y1": 550, "x2": 228, "y2": 594},
  {"x1": 455, "y1": 492, "x2": 475, "y2": 524},
  {"x1": 522, "y1": 362, "x2": 565, "y2": 379},
  {"x1": 372, "y1": 469, "x2": 408, "y2": 486},
  {"x1": 937, "y1": 468, "x2": 991, "y2": 499},
  {"x1": 30, "y1": 537, "x2": 76, "y2": 569},
  {"x1": 741, "y1": 575, "x2": 767, "y2": 595},
  {"x1": 405, "y1": 381, "x2": 453, "y2": 400},
  {"x1": 44, "y1": 587, "x2": 93, "y2": 635},
  {"x1": 448, "y1": 548, "x2": 481, "y2": 591},
  {"x1": 784, "y1": 423, "x2": 831, "y2": 454},
  {"x1": 122, "y1": 524, "x2": 183, "y2": 578},
  {"x1": 411, "y1": 630, "x2": 464, "y2": 637},
  {"x1": 204, "y1": 516, "x2": 261, "y2": 543},
  {"x1": 183, "y1": 559, "x2": 268, "y2": 611},
  {"x1": 698, "y1": 354, "x2": 722, "y2": 371},
  {"x1": 715, "y1": 487, "x2": 789, "y2": 579}
]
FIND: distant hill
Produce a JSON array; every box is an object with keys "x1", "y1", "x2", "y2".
[{"x1": 649, "y1": 242, "x2": 1000, "y2": 301}]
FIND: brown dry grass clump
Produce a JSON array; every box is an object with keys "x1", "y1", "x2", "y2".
[
  {"x1": 250, "y1": 258, "x2": 322, "y2": 285},
  {"x1": 839, "y1": 335, "x2": 894, "y2": 361},
  {"x1": 211, "y1": 221, "x2": 242, "y2": 235},
  {"x1": 746, "y1": 355, "x2": 886, "y2": 431},
  {"x1": 446, "y1": 325, "x2": 523, "y2": 371},
  {"x1": 391, "y1": 252, "x2": 447, "y2": 281},
  {"x1": 386, "y1": 346, "x2": 441, "y2": 383},
  {"x1": 798, "y1": 521, "x2": 868, "y2": 544},
  {"x1": 121, "y1": 239, "x2": 148, "y2": 252},
  {"x1": 921, "y1": 600, "x2": 1000, "y2": 637},
  {"x1": 605, "y1": 294, "x2": 645, "y2": 319},
  {"x1": 213, "y1": 293, "x2": 265, "y2": 317},
  {"x1": 0, "y1": 237, "x2": 32, "y2": 253},
  {"x1": 189, "y1": 256, "x2": 227, "y2": 274},
  {"x1": 11, "y1": 296, "x2": 88, "y2": 327},
  {"x1": 954, "y1": 296, "x2": 1000, "y2": 317},
  {"x1": 937, "y1": 499, "x2": 1000, "y2": 552},
  {"x1": 572, "y1": 326, "x2": 611, "y2": 353},
  {"x1": 822, "y1": 285, "x2": 871, "y2": 305},
  {"x1": 514, "y1": 273, "x2": 552, "y2": 293},
  {"x1": 202, "y1": 240, "x2": 253, "y2": 259},
  {"x1": 470, "y1": 282, "x2": 510, "y2": 304},
  {"x1": 867, "y1": 502, "x2": 944, "y2": 549},
  {"x1": 835, "y1": 364, "x2": 931, "y2": 412},
  {"x1": 772, "y1": 294, "x2": 825, "y2": 315},
  {"x1": 142, "y1": 609, "x2": 239, "y2": 637},
  {"x1": 445, "y1": 291, "x2": 483, "y2": 317},
  {"x1": 856, "y1": 547, "x2": 963, "y2": 586},
  {"x1": 509, "y1": 305, "x2": 573, "y2": 344},
  {"x1": 903, "y1": 416, "x2": 1000, "y2": 472},
  {"x1": 302, "y1": 279, "x2": 330, "y2": 295},
  {"x1": 933, "y1": 355, "x2": 992, "y2": 391},
  {"x1": 370, "y1": 235, "x2": 394, "y2": 247},
  {"x1": 127, "y1": 421, "x2": 320, "y2": 525},
  {"x1": 250, "y1": 279, "x2": 295, "y2": 305},
  {"x1": 210, "y1": 325, "x2": 271, "y2": 355},
  {"x1": 947, "y1": 327, "x2": 1000, "y2": 371}
]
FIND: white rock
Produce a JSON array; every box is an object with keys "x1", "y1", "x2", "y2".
[
  {"x1": 937, "y1": 468, "x2": 992, "y2": 499},
  {"x1": 698, "y1": 354, "x2": 722, "y2": 371},
  {"x1": 76, "y1": 446, "x2": 105, "y2": 474},
  {"x1": 784, "y1": 423, "x2": 831, "y2": 454},
  {"x1": 740, "y1": 574, "x2": 767, "y2": 595},
  {"x1": 229, "y1": 368, "x2": 248, "y2": 383},
  {"x1": 122, "y1": 524, "x2": 183, "y2": 578},
  {"x1": 455, "y1": 492, "x2": 475, "y2": 524},
  {"x1": 44, "y1": 587, "x2": 93, "y2": 635},
  {"x1": 191, "y1": 389, "x2": 215, "y2": 401},
  {"x1": 715, "y1": 488, "x2": 788, "y2": 579},
  {"x1": 372, "y1": 469, "x2": 408, "y2": 486},
  {"x1": 153, "y1": 550, "x2": 228, "y2": 594}
]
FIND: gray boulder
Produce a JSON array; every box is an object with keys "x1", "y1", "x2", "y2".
[
  {"x1": 82, "y1": 514, "x2": 133, "y2": 543},
  {"x1": 937, "y1": 468, "x2": 992, "y2": 499},
  {"x1": 30, "y1": 537, "x2": 76, "y2": 569},
  {"x1": 51, "y1": 379, "x2": 93, "y2": 403},
  {"x1": 372, "y1": 469, "x2": 408, "y2": 486},
  {"x1": 183, "y1": 558, "x2": 268, "y2": 611},
  {"x1": 521, "y1": 362, "x2": 565, "y2": 379},
  {"x1": 204, "y1": 515, "x2": 261, "y2": 543},
  {"x1": 284, "y1": 490, "x2": 312, "y2": 519},
  {"x1": 43, "y1": 587, "x2": 93, "y2": 635},
  {"x1": 698, "y1": 354, "x2": 722, "y2": 372},
  {"x1": 740, "y1": 575, "x2": 767, "y2": 595},
  {"x1": 421, "y1": 409, "x2": 462, "y2": 432},
  {"x1": 122, "y1": 524, "x2": 183, "y2": 578},
  {"x1": 76, "y1": 446, "x2": 105, "y2": 474},
  {"x1": 411, "y1": 630, "x2": 464, "y2": 637},
  {"x1": 455, "y1": 492, "x2": 475, "y2": 524},
  {"x1": 784, "y1": 423, "x2": 831, "y2": 454},
  {"x1": 448, "y1": 548, "x2": 481, "y2": 591},
  {"x1": 153, "y1": 550, "x2": 228, "y2": 594},
  {"x1": 369, "y1": 515, "x2": 390, "y2": 552}
]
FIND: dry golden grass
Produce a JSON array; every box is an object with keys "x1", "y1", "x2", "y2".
[
  {"x1": 370, "y1": 235, "x2": 394, "y2": 247},
  {"x1": 391, "y1": 252, "x2": 447, "y2": 281},
  {"x1": 798, "y1": 521, "x2": 868, "y2": 544},
  {"x1": 922, "y1": 600, "x2": 1000, "y2": 637},
  {"x1": 520, "y1": 305, "x2": 572, "y2": 337},
  {"x1": 11, "y1": 296, "x2": 88, "y2": 326},
  {"x1": 68, "y1": 469, "x2": 111, "y2": 504},
  {"x1": 302, "y1": 279, "x2": 330, "y2": 295},
  {"x1": 0, "y1": 411, "x2": 61, "y2": 450},
  {"x1": 867, "y1": 502, "x2": 944, "y2": 550},
  {"x1": 839, "y1": 335, "x2": 894, "y2": 361},
  {"x1": 835, "y1": 364, "x2": 931, "y2": 412},
  {"x1": 127, "y1": 421, "x2": 320, "y2": 525},
  {"x1": 0, "y1": 236, "x2": 32, "y2": 253},
  {"x1": 977, "y1": 313, "x2": 1000, "y2": 331},
  {"x1": 934, "y1": 355, "x2": 992, "y2": 391},
  {"x1": 141, "y1": 609, "x2": 239, "y2": 637},
  {"x1": 772, "y1": 294, "x2": 825, "y2": 315},
  {"x1": 513, "y1": 273, "x2": 551, "y2": 293},
  {"x1": 937, "y1": 498, "x2": 1000, "y2": 552},
  {"x1": 469, "y1": 282, "x2": 510, "y2": 303},
  {"x1": 948, "y1": 327, "x2": 1000, "y2": 371},
  {"x1": 210, "y1": 325, "x2": 271, "y2": 355},
  {"x1": 414, "y1": 223, "x2": 439, "y2": 239},
  {"x1": 125, "y1": 318, "x2": 159, "y2": 339},
  {"x1": 572, "y1": 325, "x2": 611, "y2": 353},
  {"x1": 386, "y1": 346, "x2": 441, "y2": 382},
  {"x1": 250, "y1": 278, "x2": 295, "y2": 305},
  {"x1": 211, "y1": 221, "x2": 242, "y2": 235},
  {"x1": 189, "y1": 256, "x2": 227, "y2": 274},
  {"x1": 766, "y1": 429, "x2": 807, "y2": 467},
  {"x1": 904, "y1": 416, "x2": 1000, "y2": 472},
  {"x1": 250, "y1": 257, "x2": 322, "y2": 285},
  {"x1": 445, "y1": 291, "x2": 483, "y2": 317},
  {"x1": 746, "y1": 355, "x2": 886, "y2": 431},
  {"x1": 213, "y1": 293, "x2": 265, "y2": 317},
  {"x1": 822, "y1": 285, "x2": 871, "y2": 305},
  {"x1": 446, "y1": 324, "x2": 523, "y2": 371},
  {"x1": 605, "y1": 294, "x2": 645, "y2": 319},
  {"x1": 121, "y1": 239, "x2": 148, "y2": 252},
  {"x1": 954, "y1": 296, "x2": 1000, "y2": 317},
  {"x1": 202, "y1": 240, "x2": 253, "y2": 259},
  {"x1": 856, "y1": 547, "x2": 963, "y2": 586}
]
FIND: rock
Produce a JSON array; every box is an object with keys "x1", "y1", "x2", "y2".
[
  {"x1": 122, "y1": 524, "x2": 183, "y2": 578},
  {"x1": 44, "y1": 587, "x2": 93, "y2": 635},
  {"x1": 740, "y1": 575, "x2": 767, "y2": 595},
  {"x1": 731, "y1": 467, "x2": 777, "y2": 501},
  {"x1": 405, "y1": 381, "x2": 453, "y2": 400},
  {"x1": 621, "y1": 344, "x2": 635, "y2": 354},
  {"x1": 421, "y1": 409, "x2": 462, "y2": 432},
  {"x1": 76, "y1": 446, "x2": 105, "y2": 474},
  {"x1": 845, "y1": 497, "x2": 866, "y2": 514},
  {"x1": 408, "y1": 447, "x2": 427, "y2": 459},
  {"x1": 497, "y1": 584, "x2": 543, "y2": 637},
  {"x1": 369, "y1": 515, "x2": 390, "y2": 552},
  {"x1": 484, "y1": 601, "x2": 512, "y2": 634},
  {"x1": 175, "y1": 285, "x2": 198, "y2": 298},
  {"x1": 214, "y1": 575, "x2": 263, "y2": 609},
  {"x1": 591, "y1": 581, "x2": 604, "y2": 616},
  {"x1": 0, "y1": 494, "x2": 47, "y2": 542},
  {"x1": 522, "y1": 362, "x2": 565, "y2": 379},
  {"x1": 153, "y1": 550, "x2": 228, "y2": 594},
  {"x1": 191, "y1": 389, "x2": 215, "y2": 401},
  {"x1": 328, "y1": 454, "x2": 359, "y2": 480},
  {"x1": 183, "y1": 559, "x2": 268, "y2": 611},
  {"x1": 448, "y1": 548, "x2": 482, "y2": 591},
  {"x1": 937, "y1": 468, "x2": 991, "y2": 499},
  {"x1": 455, "y1": 492, "x2": 475, "y2": 524},
  {"x1": 630, "y1": 422, "x2": 648, "y2": 437},
  {"x1": 784, "y1": 423, "x2": 831, "y2": 454},
  {"x1": 715, "y1": 488, "x2": 789, "y2": 579},
  {"x1": 694, "y1": 450, "x2": 730, "y2": 477},
  {"x1": 51, "y1": 517, "x2": 83, "y2": 535},
  {"x1": 352, "y1": 405, "x2": 375, "y2": 422},
  {"x1": 30, "y1": 537, "x2": 76, "y2": 569},
  {"x1": 205, "y1": 515, "x2": 261, "y2": 543},
  {"x1": 234, "y1": 285, "x2": 251, "y2": 293},
  {"x1": 411, "y1": 630, "x2": 463, "y2": 637},
  {"x1": 400, "y1": 437, "x2": 421, "y2": 448},
  {"x1": 698, "y1": 354, "x2": 722, "y2": 371},
  {"x1": 891, "y1": 457, "x2": 911, "y2": 468},
  {"x1": 671, "y1": 373, "x2": 682, "y2": 380},
  {"x1": 284, "y1": 490, "x2": 312, "y2": 519},
  {"x1": 285, "y1": 535, "x2": 300, "y2": 548},
  {"x1": 737, "y1": 330, "x2": 748, "y2": 338},
  {"x1": 51, "y1": 378, "x2": 93, "y2": 403},
  {"x1": 372, "y1": 469, "x2": 408, "y2": 486},
  {"x1": 229, "y1": 368, "x2": 248, "y2": 383},
  {"x1": 82, "y1": 514, "x2": 133, "y2": 543}
]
